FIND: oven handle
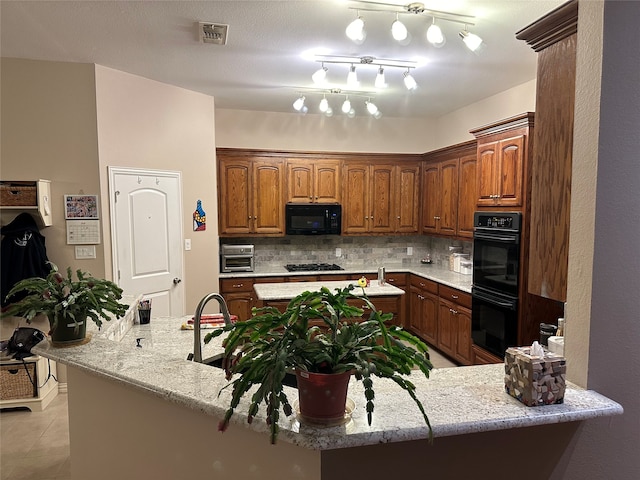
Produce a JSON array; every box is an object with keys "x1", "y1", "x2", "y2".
[
  {"x1": 473, "y1": 231, "x2": 520, "y2": 244},
  {"x1": 473, "y1": 290, "x2": 517, "y2": 309}
]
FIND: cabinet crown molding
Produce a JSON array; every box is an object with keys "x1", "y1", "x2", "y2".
[{"x1": 515, "y1": 0, "x2": 578, "y2": 52}]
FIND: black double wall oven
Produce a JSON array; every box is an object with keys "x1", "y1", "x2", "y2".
[{"x1": 472, "y1": 212, "x2": 522, "y2": 358}]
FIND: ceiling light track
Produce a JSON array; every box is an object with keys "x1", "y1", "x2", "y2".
[
  {"x1": 343, "y1": 1, "x2": 482, "y2": 51},
  {"x1": 291, "y1": 88, "x2": 383, "y2": 119}
]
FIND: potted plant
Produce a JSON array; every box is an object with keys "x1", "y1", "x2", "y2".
[
  {"x1": 205, "y1": 283, "x2": 434, "y2": 444},
  {"x1": 1, "y1": 262, "x2": 129, "y2": 345}
]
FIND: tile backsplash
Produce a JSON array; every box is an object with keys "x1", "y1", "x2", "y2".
[{"x1": 221, "y1": 236, "x2": 472, "y2": 269}]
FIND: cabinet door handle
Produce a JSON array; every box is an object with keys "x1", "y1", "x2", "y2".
[
  {"x1": 418, "y1": 294, "x2": 424, "y2": 300},
  {"x1": 397, "y1": 216, "x2": 400, "y2": 219},
  {"x1": 449, "y1": 308, "x2": 458, "y2": 315},
  {"x1": 232, "y1": 283, "x2": 244, "y2": 288},
  {"x1": 451, "y1": 295, "x2": 458, "y2": 299}
]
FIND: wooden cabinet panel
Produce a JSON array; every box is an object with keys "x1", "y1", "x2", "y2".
[
  {"x1": 286, "y1": 159, "x2": 341, "y2": 204},
  {"x1": 218, "y1": 155, "x2": 284, "y2": 236},
  {"x1": 457, "y1": 153, "x2": 477, "y2": 238},
  {"x1": 218, "y1": 159, "x2": 252, "y2": 235},
  {"x1": 439, "y1": 159, "x2": 459, "y2": 235},
  {"x1": 475, "y1": 135, "x2": 525, "y2": 207},
  {"x1": 472, "y1": 344, "x2": 503, "y2": 365},
  {"x1": 224, "y1": 293, "x2": 254, "y2": 322},
  {"x1": 439, "y1": 285, "x2": 472, "y2": 310},
  {"x1": 252, "y1": 160, "x2": 284, "y2": 234},
  {"x1": 220, "y1": 278, "x2": 254, "y2": 292},
  {"x1": 343, "y1": 163, "x2": 370, "y2": 234},
  {"x1": 421, "y1": 163, "x2": 439, "y2": 233},
  {"x1": 437, "y1": 300, "x2": 456, "y2": 358},
  {"x1": 395, "y1": 164, "x2": 420, "y2": 233},
  {"x1": 454, "y1": 306, "x2": 472, "y2": 365},
  {"x1": 422, "y1": 159, "x2": 458, "y2": 235},
  {"x1": 315, "y1": 161, "x2": 341, "y2": 203},
  {"x1": 370, "y1": 164, "x2": 395, "y2": 233}
]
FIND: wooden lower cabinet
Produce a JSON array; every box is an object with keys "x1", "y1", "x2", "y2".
[
  {"x1": 220, "y1": 276, "x2": 286, "y2": 321},
  {"x1": 472, "y1": 344, "x2": 503, "y2": 365},
  {"x1": 407, "y1": 275, "x2": 473, "y2": 366}
]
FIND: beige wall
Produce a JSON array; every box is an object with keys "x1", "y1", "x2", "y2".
[
  {"x1": 1, "y1": 58, "x2": 103, "y2": 277},
  {"x1": 94, "y1": 66, "x2": 219, "y2": 313},
  {"x1": 215, "y1": 80, "x2": 537, "y2": 153},
  {"x1": 1, "y1": 59, "x2": 219, "y2": 319}
]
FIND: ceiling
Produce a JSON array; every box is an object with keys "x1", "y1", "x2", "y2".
[{"x1": 0, "y1": 0, "x2": 564, "y2": 119}]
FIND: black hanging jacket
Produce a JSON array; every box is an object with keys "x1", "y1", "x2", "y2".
[{"x1": 1, "y1": 213, "x2": 50, "y2": 307}]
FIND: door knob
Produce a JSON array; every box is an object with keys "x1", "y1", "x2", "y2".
[{"x1": 173, "y1": 277, "x2": 182, "y2": 285}]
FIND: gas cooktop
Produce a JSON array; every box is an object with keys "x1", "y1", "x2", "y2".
[{"x1": 284, "y1": 263, "x2": 344, "y2": 272}]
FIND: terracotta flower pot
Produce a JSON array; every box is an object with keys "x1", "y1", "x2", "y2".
[
  {"x1": 49, "y1": 312, "x2": 88, "y2": 346},
  {"x1": 295, "y1": 369, "x2": 351, "y2": 425}
]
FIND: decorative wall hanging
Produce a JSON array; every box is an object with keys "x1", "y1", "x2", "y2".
[{"x1": 193, "y1": 199, "x2": 206, "y2": 231}]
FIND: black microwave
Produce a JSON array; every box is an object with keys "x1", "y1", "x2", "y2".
[{"x1": 285, "y1": 203, "x2": 341, "y2": 235}]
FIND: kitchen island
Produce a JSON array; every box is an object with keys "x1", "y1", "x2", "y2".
[{"x1": 32, "y1": 308, "x2": 623, "y2": 480}]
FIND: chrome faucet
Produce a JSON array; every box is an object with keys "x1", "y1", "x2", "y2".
[{"x1": 192, "y1": 293, "x2": 232, "y2": 363}]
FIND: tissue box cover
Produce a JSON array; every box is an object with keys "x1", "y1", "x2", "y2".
[{"x1": 504, "y1": 346, "x2": 566, "y2": 406}]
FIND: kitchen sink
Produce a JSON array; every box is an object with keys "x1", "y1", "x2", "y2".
[{"x1": 202, "y1": 353, "x2": 298, "y2": 389}]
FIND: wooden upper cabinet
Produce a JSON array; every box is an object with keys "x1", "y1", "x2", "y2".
[
  {"x1": 457, "y1": 153, "x2": 477, "y2": 238},
  {"x1": 476, "y1": 135, "x2": 525, "y2": 207},
  {"x1": 218, "y1": 157, "x2": 252, "y2": 235},
  {"x1": 369, "y1": 164, "x2": 395, "y2": 233},
  {"x1": 218, "y1": 154, "x2": 284, "y2": 236},
  {"x1": 395, "y1": 163, "x2": 421, "y2": 233},
  {"x1": 517, "y1": 0, "x2": 578, "y2": 302},
  {"x1": 252, "y1": 160, "x2": 284, "y2": 234},
  {"x1": 471, "y1": 113, "x2": 533, "y2": 211},
  {"x1": 286, "y1": 159, "x2": 341, "y2": 204},
  {"x1": 342, "y1": 163, "x2": 370, "y2": 234},
  {"x1": 343, "y1": 160, "x2": 420, "y2": 235},
  {"x1": 422, "y1": 159, "x2": 458, "y2": 235}
]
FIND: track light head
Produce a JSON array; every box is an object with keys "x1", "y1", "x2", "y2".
[
  {"x1": 342, "y1": 97, "x2": 352, "y2": 114},
  {"x1": 374, "y1": 67, "x2": 387, "y2": 89},
  {"x1": 391, "y1": 14, "x2": 408, "y2": 42},
  {"x1": 293, "y1": 95, "x2": 305, "y2": 111},
  {"x1": 403, "y1": 70, "x2": 418, "y2": 91},
  {"x1": 426, "y1": 20, "x2": 445, "y2": 47},
  {"x1": 459, "y1": 29, "x2": 482, "y2": 51},
  {"x1": 319, "y1": 96, "x2": 329, "y2": 113},
  {"x1": 347, "y1": 65, "x2": 359, "y2": 87},
  {"x1": 365, "y1": 99, "x2": 378, "y2": 115},
  {"x1": 346, "y1": 14, "x2": 366, "y2": 44},
  {"x1": 312, "y1": 64, "x2": 328, "y2": 84}
]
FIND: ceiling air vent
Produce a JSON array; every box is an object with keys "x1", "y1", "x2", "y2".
[{"x1": 199, "y1": 22, "x2": 229, "y2": 45}]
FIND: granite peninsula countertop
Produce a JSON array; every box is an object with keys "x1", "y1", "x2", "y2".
[
  {"x1": 33, "y1": 313, "x2": 623, "y2": 451},
  {"x1": 254, "y1": 279, "x2": 404, "y2": 301},
  {"x1": 220, "y1": 262, "x2": 473, "y2": 293}
]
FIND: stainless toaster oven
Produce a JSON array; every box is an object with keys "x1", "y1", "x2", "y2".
[{"x1": 220, "y1": 244, "x2": 254, "y2": 273}]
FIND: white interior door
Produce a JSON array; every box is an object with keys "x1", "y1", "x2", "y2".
[{"x1": 109, "y1": 168, "x2": 184, "y2": 317}]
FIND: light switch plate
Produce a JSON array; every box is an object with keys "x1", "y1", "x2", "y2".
[
  {"x1": 185, "y1": 239, "x2": 192, "y2": 251},
  {"x1": 407, "y1": 246, "x2": 413, "y2": 255},
  {"x1": 335, "y1": 247, "x2": 342, "y2": 257},
  {"x1": 75, "y1": 245, "x2": 96, "y2": 259}
]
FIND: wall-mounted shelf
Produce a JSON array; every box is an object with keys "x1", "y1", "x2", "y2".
[{"x1": 0, "y1": 179, "x2": 52, "y2": 227}]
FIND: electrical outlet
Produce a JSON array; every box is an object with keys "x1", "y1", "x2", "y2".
[
  {"x1": 336, "y1": 247, "x2": 342, "y2": 257},
  {"x1": 407, "y1": 246, "x2": 413, "y2": 256},
  {"x1": 185, "y1": 239, "x2": 192, "y2": 251}
]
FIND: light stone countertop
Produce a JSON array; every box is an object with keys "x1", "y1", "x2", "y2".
[
  {"x1": 33, "y1": 314, "x2": 623, "y2": 451},
  {"x1": 254, "y1": 279, "x2": 404, "y2": 301},
  {"x1": 221, "y1": 262, "x2": 473, "y2": 293}
]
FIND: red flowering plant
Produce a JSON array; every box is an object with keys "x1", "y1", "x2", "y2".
[{"x1": 1, "y1": 262, "x2": 128, "y2": 333}]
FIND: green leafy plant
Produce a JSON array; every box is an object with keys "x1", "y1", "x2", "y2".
[
  {"x1": 205, "y1": 284, "x2": 433, "y2": 444},
  {"x1": 1, "y1": 262, "x2": 129, "y2": 331}
]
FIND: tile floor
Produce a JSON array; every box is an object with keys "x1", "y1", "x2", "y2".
[
  {"x1": 0, "y1": 348, "x2": 455, "y2": 480},
  {"x1": 1, "y1": 393, "x2": 70, "y2": 480}
]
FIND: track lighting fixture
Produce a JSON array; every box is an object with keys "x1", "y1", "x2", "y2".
[
  {"x1": 403, "y1": 69, "x2": 418, "y2": 91},
  {"x1": 391, "y1": 13, "x2": 408, "y2": 42},
  {"x1": 343, "y1": 1, "x2": 480, "y2": 51},
  {"x1": 307, "y1": 54, "x2": 421, "y2": 90},
  {"x1": 312, "y1": 63, "x2": 328, "y2": 84},
  {"x1": 291, "y1": 89, "x2": 382, "y2": 119},
  {"x1": 459, "y1": 28, "x2": 483, "y2": 52},
  {"x1": 293, "y1": 95, "x2": 305, "y2": 111}
]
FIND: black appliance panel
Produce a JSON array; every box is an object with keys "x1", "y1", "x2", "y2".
[
  {"x1": 472, "y1": 212, "x2": 521, "y2": 297},
  {"x1": 471, "y1": 287, "x2": 518, "y2": 358},
  {"x1": 285, "y1": 204, "x2": 341, "y2": 235}
]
